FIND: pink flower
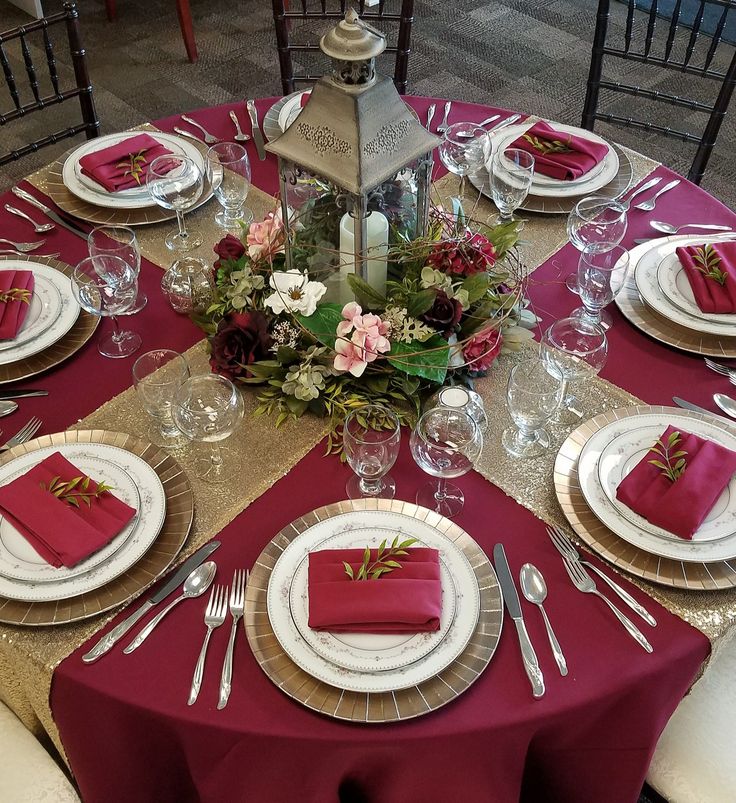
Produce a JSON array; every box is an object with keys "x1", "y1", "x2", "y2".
[
  {"x1": 334, "y1": 337, "x2": 368, "y2": 377},
  {"x1": 333, "y1": 302, "x2": 391, "y2": 375},
  {"x1": 246, "y1": 209, "x2": 285, "y2": 262},
  {"x1": 462, "y1": 326, "x2": 503, "y2": 373}
]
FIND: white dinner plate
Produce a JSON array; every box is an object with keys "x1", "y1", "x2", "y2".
[
  {"x1": 578, "y1": 411, "x2": 736, "y2": 562},
  {"x1": 0, "y1": 261, "x2": 80, "y2": 366},
  {"x1": 267, "y1": 508, "x2": 480, "y2": 694},
  {"x1": 62, "y1": 132, "x2": 205, "y2": 210},
  {"x1": 0, "y1": 272, "x2": 62, "y2": 352},
  {"x1": 0, "y1": 442, "x2": 167, "y2": 601},
  {"x1": 278, "y1": 90, "x2": 311, "y2": 132}
]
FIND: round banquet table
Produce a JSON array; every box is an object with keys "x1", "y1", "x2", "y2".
[{"x1": 0, "y1": 96, "x2": 734, "y2": 803}]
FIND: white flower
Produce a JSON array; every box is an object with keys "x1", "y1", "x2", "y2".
[
  {"x1": 420, "y1": 267, "x2": 452, "y2": 293},
  {"x1": 264, "y1": 269, "x2": 327, "y2": 317},
  {"x1": 447, "y1": 334, "x2": 466, "y2": 368}
]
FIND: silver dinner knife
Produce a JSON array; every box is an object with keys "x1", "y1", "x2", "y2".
[
  {"x1": 11, "y1": 187, "x2": 88, "y2": 240},
  {"x1": 493, "y1": 543, "x2": 545, "y2": 699},
  {"x1": 672, "y1": 396, "x2": 735, "y2": 425},
  {"x1": 0, "y1": 390, "x2": 48, "y2": 399},
  {"x1": 82, "y1": 541, "x2": 221, "y2": 663},
  {"x1": 247, "y1": 100, "x2": 266, "y2": 161}
]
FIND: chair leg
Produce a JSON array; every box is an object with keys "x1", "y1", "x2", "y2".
[
  {"x1": 175, "y1": 0, "x2": 198, "y2": 63},
  {"x1": 105, "y1": 0, "x2": 117, "y2": 22}
]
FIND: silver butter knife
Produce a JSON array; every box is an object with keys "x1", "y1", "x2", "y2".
[
  {"x1": 11, "y1": 187, "x2": 88, "y2": 240},
  {"x1": 672, "y1": 396, "x2": 735, "y2": 425},
  {"x1": 247, "y1": 100, "x2": 266, "y2": 161},
  {"x1": 82, "y1": 541, "x2": 221, "y2": 663},
  {"x1": 494, "y1": 543, "x2": 545, "y2": 699}
]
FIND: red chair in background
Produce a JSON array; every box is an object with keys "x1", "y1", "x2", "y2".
[{"x1": 104, "y1": 0, "x2": 198, "y2": 63}]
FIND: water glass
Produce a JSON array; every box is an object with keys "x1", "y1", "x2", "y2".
[
  {"x1": 343, "y1": 405, "x2": 401, "y2": 499},
  {"x1": 565, "y1": 196, "x2": 628, "y2": 293},
  {"x1": 491, "y1": 148, "x2": 535, "y2": 222},
  {"x1": 573, "y1": 244, "x2": 630, "y2": 329},
  {"x1": 173, "y1": 375, "x2": 244, "y2": 483},
  {"x1": 541, "y1": 317, "x2": 608, "y2": 422},
  {"x1": 87, "y1": 225, "x2": 146, "y2": 313},
  {"x1": 147, "y1": 154, "x2": 204, "y2": 252},
  {"x1": 438, "y1": 122, "x2": 488, "y2": 201},
  {"x1": 71, "y1": 255, "x2": 141, "y2": 359},
  {"x1": 409, "y1": 406, "x2": 483, "y2": 518},
  {"x1": 132, "y1": 350, "x2": 190, "y2": 447},
  {"x1": 206, "y1": 142, "x2": 253, "y2": 231},
  {"x1": 502, "y1": 359, "x2": 563, "y2": 458}
]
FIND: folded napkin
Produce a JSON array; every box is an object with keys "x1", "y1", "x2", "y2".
[
  {"x1": 78, "y1": 133, "x2": 175, "y2": 193},
  {"x1": 510, "y1": 121, "x2": 609, "y2": 181},
  {"x1": 676, "y1": 241, "x2": 736, "y2": 314},
  {"x1": 0, "y1": 452, "x2": 137, "y2": 568},
  {"x1": 616, "y1": 425, "x2": 736, "y2": 539},
  {"x1": 308, "y1": 547, "x2": 442, "y2": 633},
  {"x1": 0, "y1": 270, "x2": 34, "y2": 340}
]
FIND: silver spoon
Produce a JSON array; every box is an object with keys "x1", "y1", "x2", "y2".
[
  {"x1": 650, "y1": 220, "x2": 733, "y2": 235},
  {"x1": 123, "y1": 561, "x2": 217, "y2": 653},
  {"x1": 520, "y1": 563, "x2": 568, "y2": 676},
  {"x1": 0, "y1": 401, "x2": 18, "y2": 418},
  {"x1": 3, "y1": 205, "x2": 54, "y2": 234},
  {"x1": 228, "y1": 110, "x2": 250, "y2": 143},
  {"x1": 714, "y1": 393, "x2": 736, "y2": 420}
]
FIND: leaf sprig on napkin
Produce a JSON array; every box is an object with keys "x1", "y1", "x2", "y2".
[
  {"x1": 115, "y1": 150, "x2": 148, "y2": 186},
  {"x1": 521, "y1": 133, "x2": 573, "y2": 156},
  {"x1": 692, "y1": 244, "x2": 727, "y2": 286},
  {"x1": 648, "y1": 431, "x2": 688, "y2": 483},
  {"x1": 0, "y1": 287, "x2": 31, "y2": 305},
  {"x1": 39, "y1": 475, "x2": 114, "y2": 508},
  {"x1": 343, "y1": 536, "x2": 419, "y2": 581}
]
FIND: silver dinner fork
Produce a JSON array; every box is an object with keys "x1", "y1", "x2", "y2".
[
  {"x1": 188, "y1": 584, "x2": 228, "y2": 705},
  {"x1": 217, "y1": 569, "x2": 247, "y2": 710},
  {"x1": 0, "y1": 417, "x2": 42, "y2": 452},
  {"x1": 436, "y1": 101, "x2": 452, "y2": 133},
  {"x1": 633, "y1": 179, "x2": 680, "y2": 212},
  {"x1": 426, "y1": 103, "x2": 436, "y2": 131},
  {"x1": 562, "y1": 557, "x2": 653, "y2": 652},
  {"x1": 705, "y1": 357, "x2": 736, "y2": 380},
  {"x1": 547, "y1": 525, "x2": 656, "y2": 626},
  {"x1": 0, "y1": 238, "x2": 45, "y2": 252},
  {"x1": 180, "y1": 114, "x2": 219, "y2": 144}
]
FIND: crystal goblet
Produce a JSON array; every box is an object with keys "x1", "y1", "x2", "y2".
[
  {"x1": 147, "y1": 154, "x2": 204, "y2": 252},
  {"x1": 343, "y1": 405, "x2": 401, "y2": 500},
  {"x1": 133, "y1": 349, "x2": 190, "y2": 447},
  {"x1": 87, "y1": 225, "x2": 146, "y2": 313},
  {"x1": 438, "y1": 122, "x2": 488, "y2": 202},
  {"x1": 491, "y1": 147, "x2": 535, "y2": 223},
  {"x1": 206, "y1": 142, "x2": 253, "y2": 231},
  {"x1": 572, "y1": 243, "x2": 630, "y2": 330}
]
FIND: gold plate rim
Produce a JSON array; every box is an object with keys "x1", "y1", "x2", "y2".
[{"x1": 245, "y1": 498, "x2": 502, "y2": 723}]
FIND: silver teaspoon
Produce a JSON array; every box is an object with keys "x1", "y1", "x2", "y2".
[
  {"x1": 520, "y1": 563, "x2": 568, "y2": 676},
  {"x1": 123, "y1": 561, "x2": 217, "y2": 653},
  {"x1": 714, "y1": 393, "x2": 736, "y2": 420},
  {"x1": 0, "y1": 401, "x2": 18, "y2": 417},
  {"x1": 229, "y1": 111, "x2": 250, "y2": 142},
  {"x1": 650, "y1": 220, "x2": 733, "y2": 235}
]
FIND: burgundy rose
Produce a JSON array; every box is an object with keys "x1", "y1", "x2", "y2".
[
  {"x1": 209, "y1": 311, "x2": 271, "y2": 381},
  {"x1": 213, "y1": 234, "x2": 246, "y2": 272},
  {"x1": 421, "y1": 290, "x2": 463, "y2": 336}
]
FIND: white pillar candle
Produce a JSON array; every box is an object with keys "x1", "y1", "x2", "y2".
[{"x1": 338, "y1": 211, "x2": 389, "y2": 303}]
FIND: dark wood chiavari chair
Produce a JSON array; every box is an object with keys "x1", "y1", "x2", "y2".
[
  {"x1": 272, "y1": 0, "x2": 415, "y2": 95},
  {"x1": 581, "y1": 0, "x2": 736, "y2": 185},
  {"x1": 0, "y1": 1, "x2": 100, "y2": 168}
]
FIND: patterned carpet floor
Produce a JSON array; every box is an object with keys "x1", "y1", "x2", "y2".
[{"x1": 1, "y1": 0, "x2": 734, "y2": 205}]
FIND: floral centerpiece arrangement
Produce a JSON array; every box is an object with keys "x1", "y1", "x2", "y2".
[{"x1": 194, "y1": 202, "x2": 534, "y2": 451}]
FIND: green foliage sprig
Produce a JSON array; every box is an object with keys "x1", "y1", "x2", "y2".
[
  {"x1": 648, "y1": 431, "x2": 688, "y2": 483},
  {"x1": 343, "y1": 536, "x2": 419, "y2": 581},
  {"x1": 40, "y1": 475, "x2": 114, "y2": 508},
  {"x1": 692, "y1": 244, "x2": 727, "y2": 286},
  {"x1": 0, "y1": 288, "x2": 31, "y2": 305},
  {"x1": 116, "y1": 150, "x2": 148, "y2": 185},
  {"x1": 522, "y1": 133, "x2": 573, "y2": 156}
]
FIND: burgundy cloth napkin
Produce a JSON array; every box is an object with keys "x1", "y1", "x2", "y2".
[
  {"x1": 510, "y1": 120, "x2": 609, "y2": 181},
  {"x1": 0, "y1": 270, "x2": 34, "y2": 340},
  {"x1": 78, "y1": 133, "x2": 175, "y2": 193},
  {"x1": 616, "y1": 425, "x2": 736, "y2": 539},
  {"x1": 676, "y1": 241, "x2": 736, "y2": 314},
  {"x1": 308, "y1": 547, "x2": 442, "y2": 633},
  {"x1": 0, "y1": 452, "x2": 137, "y2": 568}
]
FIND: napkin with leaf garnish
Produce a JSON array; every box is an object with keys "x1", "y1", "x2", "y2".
[
  {"x1": 308, "y1": 546, "x2": 442, "y2": 633},
  {"x1": 79, "y1": 133, "x2": 176, "y2": 193},
  {"x1": 616, "y1": 425, "x2": 736, "y2": 539},
  {"x1": 0, "y1": 270, "x2": 34, "y2": 340},
  {"x1": 0, "y1": 452, "x2": 137, "y2": 568},
  {"x1": 676, "y1": 242, "x2": 736, "y2": 314}
]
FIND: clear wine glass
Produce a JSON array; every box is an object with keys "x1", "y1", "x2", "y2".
[
  {"x1": 409, "y1": 406, "x2": 482, "y2": 518},
  {"x1": 133, "y1": 349, "x2": 190, "y2": 447},
  {"x1": 502, "y1": 359, "x2": 563, "y2": 459},
  {"x1": 343, "y1": 405, "x2": 401, "y2": 499},
  {"x1": 87, "y1": 225, "x2": 146, "y2": 314},
  {"x1": 438, "y1": 122, "x2": 488, "y2": 202},
  {"x1": 491, "y1": 147, "x2": 535, "y2": 223},
  {"x1": 147, "y1": 154, "x2": 204, "y2": 252},
  {"x1": 206, "y1": 142, "x2": 253, "y2": 231},
  {"x1": 173, "y1": 375, "x2": 244, "y2": 483},
  {"x1": 565, "y1": 196, "x2": 628, "y2": 293},
  {"x1": 541, "y1": 317, "x2": 608, "y2": 423},
  {"x1": 572, "y1": 243, "x2": 630, "y2": 330},
  {"x1": 71, "y1": 255, "x2": 141, "y2": 359}
]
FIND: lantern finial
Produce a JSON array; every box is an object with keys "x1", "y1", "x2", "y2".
[{"x1": 320, "y1": 9, "x2": 386, "y2": 87}]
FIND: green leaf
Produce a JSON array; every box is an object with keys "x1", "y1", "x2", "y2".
[
  {"x1": 297, "y1": 303, "x2": 344, "y2": 349},
  {"x1": 387, "y1": 336, "x2": 449, "y2": 385},
  {"x1": 461, "y1": 273, "x2": 491, "y2": 304},
  {"x1": 284, "y1": 395, "x2": 309, "y2": 416},
  {"x1": 277, "y1": 346, "x2": 301, "y2": 365},
  {"x1": 378, "y1": 539, "x2": 386, "y2": 557},
  {"x1": 405, "y1": 289, "x2": 436, "y2": 318},
  {"x1": 648, "y1": 459, "x2": 669, "y2": 471},
  {"x1": 343, "y1": 561, "x2": 354, "y2": 580},
  {"x1": 346, "y1": 274, "x2": 388, "y2": 310},
  {"x1": 384, "y1": 560, "x2": 402, "y2": 568}
]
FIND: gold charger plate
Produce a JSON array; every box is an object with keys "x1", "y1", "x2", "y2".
[
  {"x1": 245, "y1": 498, "x2": 502, "y2": 723},
  {"x1": 0, "y1": 429, "x2": 194, "y2": 625},
  {"x1": 0, "y1": 255, "x2": 98, "y2": 385},
  {"x1": 616, "y1": 237, "x2": 736, "y2": 358},
  {"x1": 554, "y1": 405, "x2": 736, "y2": 590}
]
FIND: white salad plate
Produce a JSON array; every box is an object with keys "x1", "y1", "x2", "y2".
[{"x1": 0, "y1": 271, "x2": 62, "y2": 353}]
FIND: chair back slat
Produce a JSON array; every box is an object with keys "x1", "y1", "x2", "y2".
[
  {"x1": 704, "y1": 4, "x2": 731, "y2": 69},
  {"x1": 664, "y1": 0, "x2": 683, "y2": 61},
  {"x1": 643, "y1": 0, "x2": 660, "y2": 56},
  {"x1": 20, "y1": 35, "x2": 41, "y2": 103},
  {"x1": 624, "y1": 0, "x2": 636, "y2": 52},
  {"x1": 0, "y1": 44, "x2": 21, "y2": 111},
  {"x1": 42, "y1": 26, "x2": 61, "y2": 96},
  {"x1": 683, "y1": 0, "x2": 708, "y2": 68}
]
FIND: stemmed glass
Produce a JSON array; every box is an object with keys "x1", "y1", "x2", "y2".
[
  {"x1": 491, "y1": 148, "x2": 535, "y2": 223},
  {"x1": 438, "y1": 122, "x2": 488, "y2": 202},
  {"x1": 147, "y1": 154, "x2": 204, "y2": 252},
  {"x1": 173, "y1": 375, "x2": 244, "y2": 483},
  {"x1": 565, "y1": 196, "x2": 627, "y2": 293},
  {"x1": 541, "y1": 317, "x2": 608, "y2": 422},
  {"x1": 87, "y1": 225, "x2": 146, "y2": 313},
  {"x1": 71, "y1": 255, "x2": 141, "y2": 359},
  {"x1": 573, "y1": 244, "x2": 630, "y2": 330},
  {"x1": 502, "y1": 359, "x2": 563, "y2": 459},
  {"x1": 342, "y1": 405, "x2": 401, "y2": 499},
  {"x1": 206, "y1": 142, "x2": 253, "y2": 231},
  {"x1": 132, "y1": 349, "x2": 190, "y2": 447},
  {"x1": 409, "y1": 406, "x2": 483, "y2": 518}
]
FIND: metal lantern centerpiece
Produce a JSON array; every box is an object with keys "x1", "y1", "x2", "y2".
[{"x1": 265, "y1": 9, "x2": 439, "y2": 304}]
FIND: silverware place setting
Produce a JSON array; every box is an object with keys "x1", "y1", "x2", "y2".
[
  {"x1": 11, "y1": 186, "x2": 90, "y2": 239},
  {"x1": 435, "y1": 100, "x2": 452, "y2": 133},
  {"x1": 0, "y1": 416, "x2": 43, "y2": 452},
  {"x1": 0, "y1": 238, "x2": 46, "y2": 252},
  {"x1": 189, "y1": 584, "x2": 228, "y2": 705},
  {"x1": 672, "y1": 396, "x2": 735, "y2": 425},
  {"x1": 173, "y1": 125, "x2": 207, "y2": 144},
  {"x1": 247, "y1": 99, "x2": 267, "y2": 160},
  {"x1": 229, "y1": 110, "x2": 251, "y2": 143},
  {"x1": 218, "y1": 568, "x2": 248, "y2": 710},
  {"x1": 704, "y1": 357, "x2": 736, "y2": 380},
  {"x1": 180, "y1": 114, "x2": 219, "y2": 144},
  {"x1": 426, "y1": 103, "x2": 436, "y2": 131},
  {"x1": 519, "y1": 563, "x2": 567, "y2": 676},
  {"x1": 4, "y1": 204, "x2": 54, "y2": 234}
]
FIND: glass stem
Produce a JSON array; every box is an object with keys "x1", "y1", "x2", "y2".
[
  {"x1": 176, "y1": 210, "x2": 188, "y2": 239},
  {"x1": 516, "y1": 425, "x2": 536, "y2": 446},
  {"x1": 210, "y1": 443, "x2": 224, "y2": 472},
  {"x1": 559, "y1": 378, "x2": 570, "y2": 407},
  {"x1": 110, "y1": 315, "x2": 123, "y2": 345},
  {"x1": 435, "y1": 478, "x2": 448, "y2": 502},
  {"x1": 359, "y1": 477, "x2": 382, "y2": 496},
  {"x1": 583, "y1": 304, "x2": 602, "y2": 325}
]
